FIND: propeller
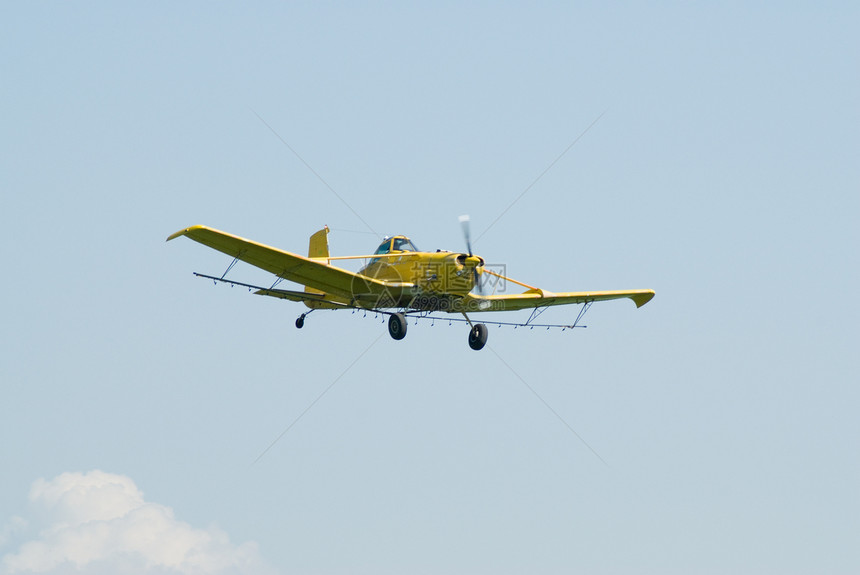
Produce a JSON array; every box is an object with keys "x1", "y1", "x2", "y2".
[
  {"x1": 459, "y1": 214, "x2": 473, "y2": 257},
  {"x1": 458, "y1": 215, "x2": 483, "y2": 294}
]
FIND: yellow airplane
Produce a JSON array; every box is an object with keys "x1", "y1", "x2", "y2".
[{"x1": 167, "y1": 218, "x2": 654, "y2": 350}]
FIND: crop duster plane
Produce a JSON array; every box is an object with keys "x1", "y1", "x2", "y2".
[{"x1": 167, "y1": 218, "x2": 654, "y2": 350}]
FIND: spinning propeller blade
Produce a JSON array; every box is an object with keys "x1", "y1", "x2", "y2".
[
  {"x1": 458, "y1": 214, "x2": 473, "y2": 256},
  {"x1": 458, "y1": 214, "x2": 483, "y2": 295}
]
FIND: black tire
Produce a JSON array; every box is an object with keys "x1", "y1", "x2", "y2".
[
  {"x1": 388, "y1": 313, "x2": 407, "y2": 340},
  {"x1": 295, "y1": 316, "x2": 305, "y2": 329},
  {"x1": 468, "y1": 323, "x2": 488, "y2": 350}
]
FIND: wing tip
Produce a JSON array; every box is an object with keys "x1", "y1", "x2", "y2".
[
  {"x1": 632, "y1": 290, "x2": 656, "y2": 308},
  {"x1": 166, "y1": 225, "x2": 206, "y2": 242}
]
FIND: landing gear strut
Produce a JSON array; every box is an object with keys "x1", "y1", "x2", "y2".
[
  {"x1": 388, "y1": 313, "x2": 407, "y2": 340},
  {"x1": 468, "y1": 323, "x2": 488, "y2": 351}
]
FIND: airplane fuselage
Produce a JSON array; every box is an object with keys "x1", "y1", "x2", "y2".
[{"x1": 358, "y1": 250, "x2": 482, "y2": 296}]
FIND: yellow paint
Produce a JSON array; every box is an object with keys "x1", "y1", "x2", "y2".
[
  {"x1": 304, "y1": 227, "x2": 329, "y2": 300},
  {"x1": 167, "y1": 225, "x2": 655, "y2": 314}
]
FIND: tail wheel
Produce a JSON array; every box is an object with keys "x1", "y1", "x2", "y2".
[
  {"x1": 388, "y1": 313, "x2": 407, "y2": 340},
  {"x1": 468, "y1": 323, "x2": 488, "y2": 350}
]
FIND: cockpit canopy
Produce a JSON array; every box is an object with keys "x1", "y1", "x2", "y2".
[{"x1": 374, "y1": 235, "x2": 419, "y2": 255}]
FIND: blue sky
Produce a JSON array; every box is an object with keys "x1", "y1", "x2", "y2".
[{"x1": 1, "y1": 3, "x2": 858, "y2": 574}]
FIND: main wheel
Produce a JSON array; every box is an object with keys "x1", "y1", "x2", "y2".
[
  {"x1": 468, "y1": 323, "x2": 488, "y2": 350},
  {"x1": 388, "y1": 313, "x2": 407, "y2": 340},
  {"x1": 295, "y1": 315, "x2": 305, "y2": 329}
]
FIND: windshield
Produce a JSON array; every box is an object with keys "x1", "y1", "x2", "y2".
[
  {"x1": 373, "y1": 240, "x2": 392, "y2": 255},
  {"x1": 392, "y1": 237, "x2": 418, "y2": 252},
  {"x1": 369, "y1": 237, "x2": 418, "y2": 265}
]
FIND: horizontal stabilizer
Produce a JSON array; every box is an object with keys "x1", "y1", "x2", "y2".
[{"x1": 255, "y1": 287, "x2": 348, "y2": 309}]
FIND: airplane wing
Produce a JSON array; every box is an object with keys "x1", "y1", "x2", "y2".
[
  {"x1": 463, "y1": 288, "x2": 655, "y2": 312},
  {"x1": 167, "y1": 225, "x2": 412, "y2": 304}
]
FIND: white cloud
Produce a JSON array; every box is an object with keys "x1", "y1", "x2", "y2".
[{"x1": 1, "y1": 471, "x2": 277, "y2": 575}]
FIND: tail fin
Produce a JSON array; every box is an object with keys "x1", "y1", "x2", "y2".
[
  {"x1": 305, "y1": 227, "x2": 330, "y2": 299},
  {"x1": 308, "y1": 226, "x2": 330, "y2": 259}
]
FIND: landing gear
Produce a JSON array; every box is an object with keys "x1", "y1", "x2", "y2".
[
  {"x1": 468, "y1": 323, "x2": 488, "y2": 351},
  {"x1": 388, "y1": 313, "x2": 407, "y2": 340},
  {"x1": 295, "y1": 314, "x2": 306, "y2": 329}
]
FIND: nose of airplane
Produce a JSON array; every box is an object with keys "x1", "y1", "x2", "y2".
[
  {"x1": 455, "y1": 253, "x2": 484, "y2": 270},
  {"x1": 465, "y1": 255, "x2": 483, "y2": 270}
]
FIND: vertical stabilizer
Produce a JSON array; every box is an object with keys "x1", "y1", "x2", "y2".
[
  {"x1": 305, "y1": 226, "x2": 329, "y2": 297},
  {"x1": 308, "y1": 226, "x2": 330, "y2": 259}
]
